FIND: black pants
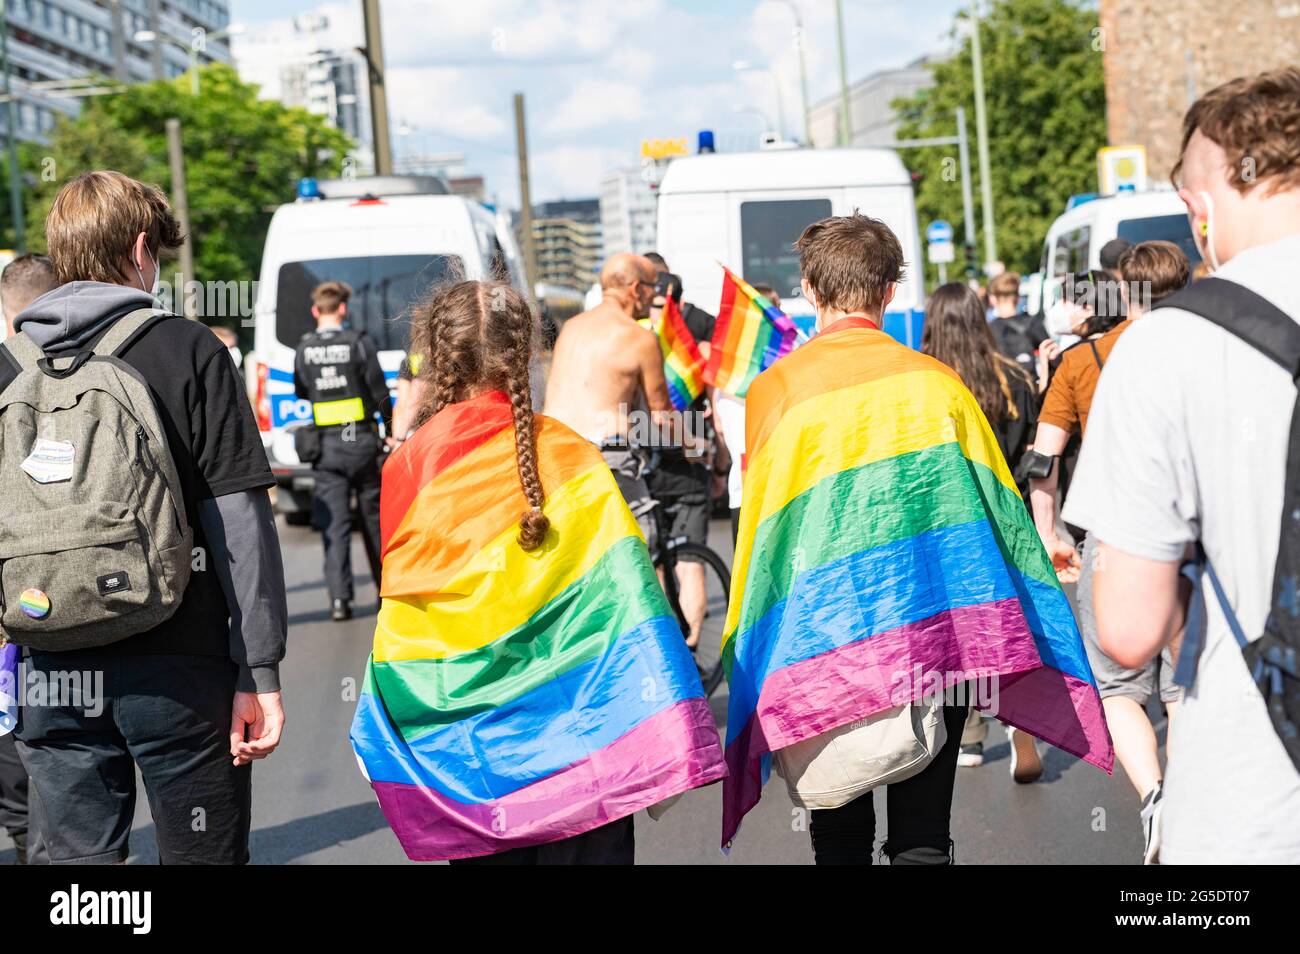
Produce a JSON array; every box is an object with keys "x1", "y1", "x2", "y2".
[
  {"x1": 15, "y1": 652, "x2": 251, "y2": 864},
  {"x1": 449, "y1": 816, "x2": 635, "y2": 865},
  {"x1": 809, "y1": 705, "x2": 968, "y2": 865},
  {"x1": 312, "y1": 428, "x2": 382, "y2": 602},
  {"x1": 0, "y1": 730, "x2": 30, "y2": 862}
]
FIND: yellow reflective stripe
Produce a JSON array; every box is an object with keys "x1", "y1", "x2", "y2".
[{"x1": 313, "y1": 397, "x2": 365, "y2": 426}]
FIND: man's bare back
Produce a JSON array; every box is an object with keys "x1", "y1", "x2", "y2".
[{"x1": 544, "y1": 253, "x2": 671, "y2": 444}]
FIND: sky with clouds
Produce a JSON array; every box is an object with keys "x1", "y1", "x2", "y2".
[{"x1": 229, "y1": 0, "x2": 968, "y2": 208}]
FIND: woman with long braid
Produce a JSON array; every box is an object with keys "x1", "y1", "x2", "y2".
[{"x1": 349, "y1": 280, "x2": 724, "y2": 864}]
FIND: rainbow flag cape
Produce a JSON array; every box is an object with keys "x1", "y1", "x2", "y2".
[
  {"x1": 721, "y1": 317, "x2": 1112, "y2": 846},
  {"x1": 705, "y1": 265, "x2": 798, "y2": 398},
  {"x1": 655, "y1": 296, "x2": 706, "y2": 410},
  {"x1": 350, "y1": 391, "x2": 726, "y2": 860}
]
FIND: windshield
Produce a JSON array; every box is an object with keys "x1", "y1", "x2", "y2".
[
  {"x1": 740, "y1": 198, "x2": 832, "y2": 301},
  {"x1": 275, "y1": 254, "x2": 462, "y2": 350},
  {"x1": 1116, "y1": 214, "x2": 1202, "y2": 269}
]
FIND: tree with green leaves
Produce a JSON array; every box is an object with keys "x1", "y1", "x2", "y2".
[
  {"x1": 894, "y1": 0, "x2": 1107, "y2": 284},
  {"x1": 4, "y1": 63, "x2": 352, "y2": 288}
]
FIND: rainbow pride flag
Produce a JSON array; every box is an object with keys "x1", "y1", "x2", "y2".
[
  {"x1": 705, "y1": 265, "x2": 798, "y2": 398},
  {"x1": 656, "y1": 296, "x2": 706, "y2": 410},
  {"x1": 350, "y1": 391, "x2": 726, "y2": 860},
  {"x1": 721, "y1": 317, "x2": 1112, "y2": 846}
]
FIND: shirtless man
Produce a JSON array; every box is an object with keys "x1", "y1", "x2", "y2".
[{"x1": 545, "y1": 252, "x2": 671, "y2": 544}]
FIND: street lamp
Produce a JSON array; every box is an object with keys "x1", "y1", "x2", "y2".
[
  {"x1": 134, "y1": 23, "x2": 245, "y2": 96},
  {"x1": 733, "y1": 59, "x2": 785, "y2": 142},
  {"x1": 775, "y1": 0, "x2": 811, "y2": 146},
  {"x1": 959, "y1": 1, "x2": 997, "y2": 269}
]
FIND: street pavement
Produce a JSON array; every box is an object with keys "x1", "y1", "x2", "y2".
[{"x1": 1, "y1": 518, "x2": 1153, "y2": 865}]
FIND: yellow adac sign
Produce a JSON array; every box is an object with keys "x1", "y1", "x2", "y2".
[{"x1": 641, "y1": 138, "x2": 688, "y2": 161}]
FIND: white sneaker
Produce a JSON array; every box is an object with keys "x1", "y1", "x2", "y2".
[
  {"x1": 1140, "y1": 781, "x2": 1163, "y2": 865},
  {"x1": 1008, "y1": 727, "x2": 1043, "y2": 783}
]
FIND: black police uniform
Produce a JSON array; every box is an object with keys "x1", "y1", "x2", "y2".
[{"x1": 293, "y1": 325, "x2": 392, "y2": 611}]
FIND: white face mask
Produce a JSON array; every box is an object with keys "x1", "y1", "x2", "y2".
[
  {"x1": 1044, "y1": 298, "x2": 1074, "y2": 337},
  {"x1": 133, "y1": 246, "x2": 160, "y2": 298},
  {"x1": 1190, "y1": 190, "x2": 1221, "y2": 273}
]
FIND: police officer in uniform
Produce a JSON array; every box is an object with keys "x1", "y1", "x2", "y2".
[{"x1": 293, "y1": 281, "x2": 392, "y2": 621}]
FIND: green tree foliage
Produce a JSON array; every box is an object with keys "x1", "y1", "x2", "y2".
[
  {"x1": 4, "y1": 63, "x2": 352, "y2": 285},
  {"x1": 894, "y1": 0, "x2": 1107, "y2": 283}
]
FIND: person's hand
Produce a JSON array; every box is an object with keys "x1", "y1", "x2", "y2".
[
  {"x1": 1036, "y1": 338, "x2": 1061, "y2": 392},
  {"x1": 385, "y1": 435, "x2": 401, "y2": 451},
  {"x1": 230, "y1": 690, "x2": 285, "y2": 766},
  {"x1": 1042, "y1": 535, "x2": 1081, "y2": 584}
]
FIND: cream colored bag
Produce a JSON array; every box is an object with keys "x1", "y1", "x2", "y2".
[{"x1": 773, "y1": 702, "x2": 947, "y2": 810}]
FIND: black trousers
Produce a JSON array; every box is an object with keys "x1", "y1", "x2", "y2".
[
  {"x1": 15, "y1": 653, "x2": 251, "y2": 864},
  {"x1": 449, "y1": 816, "x2": 635, "y2": 866},
  {"x1": 312, "y1": 428, "x2": 382, "y2": 602},
  {"x1": 0, "y1": 730, "x2": 30, "y2": 862},
  {"x1": 809, "y1": 704, "x2": 968, "y2": 865}
]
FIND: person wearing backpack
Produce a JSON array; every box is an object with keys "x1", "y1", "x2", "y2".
[
  {"x1": 4, "y1": 171, "x2": 288, "y2": 865},
  {"x1": 1064, "y1": 67, "x2": 1300, "y2": 864}
]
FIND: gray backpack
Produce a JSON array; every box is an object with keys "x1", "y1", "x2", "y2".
[{"x1": 0, "y1": 309, "x2": 193, "y2": 651}]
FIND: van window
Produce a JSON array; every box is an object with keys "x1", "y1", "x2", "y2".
[
  {"x1": 1053, "y1": 225, "x2": 1090, "y2": 277},
  {"x1": 275, "y1": 255, "x2": 461, "y2": 351},
  {"x1": 1117, "y1": 214, "x2": 1202, "y2": 269},
  {"x1": 740, "y1": 198, "x2": 832, "y2": 299}
]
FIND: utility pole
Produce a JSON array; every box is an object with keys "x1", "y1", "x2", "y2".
[
  {"x1": 834, "y1": 0, "x2": 851, "y2": 146},
  {"x1": 361, "y1": 0, "x2": 392, "y2": 175},
  {"x1": 0, "y1": 0, "x2": 23, "y2": 252},
  {"x1": 110, "y1": 0, "x2": 126, "y2": 81},
  {"x1": 165, "y1": 118, "x2": 195, "y2": 318},
  {"x1": 513, "y1": 92, "x2": 538, "y2": 295},
  {"x1": 956, "y1": 106, "x2": 976, "y2": 269},
  {"x1": 780, "y1": 0, "x2": 811, "y2": 145},
  {"x1": 969, "y1": 0, "x2": 997, "y2": 268}
]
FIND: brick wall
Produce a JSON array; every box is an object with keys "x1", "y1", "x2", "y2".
[{"x1": 1100, "y1": 0, "x2": 1300, "y2": 182}]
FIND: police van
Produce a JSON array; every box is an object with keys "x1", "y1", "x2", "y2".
[
  {"x1": 654, "y1": 145, "x2": 925, "y2": 345},
  {"x1": 251, "y1": 175, "x2": 527, "y2": 521}
]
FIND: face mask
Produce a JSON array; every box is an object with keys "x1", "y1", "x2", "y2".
[
  {"x1": 133, "y1": 246, "x2": 160, "y2": 299},
  {"x1": 1190, "y1": 190, "x2": 1221, "y2": 272},
  {"x1": 1044, "y1": 299, "x2": 1074, "y2": 337}
]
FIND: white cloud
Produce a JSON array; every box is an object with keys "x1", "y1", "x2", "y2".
[{"x1": 546, "y1": 79, "x2": 649, "y2": 134}]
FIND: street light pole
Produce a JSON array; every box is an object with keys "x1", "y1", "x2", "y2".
[
  {"x1": 834, "y1": 0, "x2": 852, "y2": 146},
  {"x1": 165, "y1": 118, "x2": 195, "y2": 317},
  {"x1": 969, "y1": 0, "x2": 997, "y2": 267},
  {"x1": 956, "y1": 106, "x2": 976, "y2": 256},
  {"x1": 779, "y1": 0, "x2": 811, "y2": 145},
  {"x1": 0, "y1": 0, "x2": 24, "y2": 252},
  {"x1": 361, "y1": 0, "x2": 393, "y2": 176}
]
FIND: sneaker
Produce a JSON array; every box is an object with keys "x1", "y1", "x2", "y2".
[
  {"x1": 1008, "y1": 727, "x2": 1043, "y2": 783},
  {"x1": 957, "y1": 742, "x2": 984, "y2": 767},
  {"x1": 331, "y1": 598, "x2": 352, "y2": 622},
  {"x1": 1140, "y1": 781, "x2": 1164, "y2": 865}
]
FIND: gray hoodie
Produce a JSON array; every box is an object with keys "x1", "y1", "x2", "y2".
[{"x1": 12, "y1": 281, "x2": 287, "y2": 693}]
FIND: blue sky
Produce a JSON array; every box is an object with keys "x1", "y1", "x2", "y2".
[{"x1": 230, "y1": 0, "x2": 968, "y2": 208}]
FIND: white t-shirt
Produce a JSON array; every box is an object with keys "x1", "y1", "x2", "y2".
[
  {"x1": 1064, "y1": 232, "x2": 1300, "y2": 863},
  {"x1": 714, "y1": 392, "x2": 746, "y2": 510}
]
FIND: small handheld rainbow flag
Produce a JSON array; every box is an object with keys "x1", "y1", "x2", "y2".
[
  {"x1": 721, "y1": 317, "x2": 1112, "y2": 846},
  {"x1": 655, "y1": 296, "x2": 706, "y2": 410},
  {"x1": 705, "y1": 265, "x2": 798, "y2": 398},
  {"x1": 350, "y1": 392, "x2": 726, "y2": 860}
]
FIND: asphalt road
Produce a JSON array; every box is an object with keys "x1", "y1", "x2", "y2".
[{"x1": 1, "y1": 518, "x2": 1153, "y2": 865}]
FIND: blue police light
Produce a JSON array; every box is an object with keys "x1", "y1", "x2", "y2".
[
  {"x1": 1117, "y1": 182, "x2": 1137, "y2": 194},
  {"x1": 297, "y1": 177, "x2": 322, "y2": 201},
  {"x1": 1066, "y1": 192, "x2": 1099, "y2": 211},
  {"x1": 698, "y1": 130, "x2": 715, "y2": 154}
]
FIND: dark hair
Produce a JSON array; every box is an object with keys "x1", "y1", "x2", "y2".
[
  {"x1": 644, "y1": 252, "x2": 668, "y2": 271},
  {"x1": 1066, "y1": 270, "x2": 1125, "y2": 336},
  {"x1": 1173, "y1": 66, "x2": 1300, "y2": 195},
  {"x1": 921, "y1": 282, "x2": 1030, "y2": 424},
  {"x1": 795, "y1": 213, "x2": 906, "y2": 316},
  {"x1": 311, "y1": 280, "x2": 352, "y2": 314},
  {"x1": 1118, "y1": 241, "x2": 1190, "y2": 307},
  {"x1": 1098, "y1": 238, "x2": 1132, "y2": 272},
  {"x1": 408, "y1": 280, "x2": 549, "y2": 550}
]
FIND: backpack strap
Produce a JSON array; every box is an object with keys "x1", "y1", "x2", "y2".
[
  {"x1": 1154, "y1": 277, "x2": 1300, "y2": 379},
  {"x1": 1, "y1": 330, "x2": 46, "y2": 373},
  {"x1": 91, "y1": 308, "x2": 172, "y2": 358}
]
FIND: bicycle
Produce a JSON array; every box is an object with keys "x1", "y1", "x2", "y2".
[{"x1": 648, "y1": 499, "x2": 731, "y2": 698}]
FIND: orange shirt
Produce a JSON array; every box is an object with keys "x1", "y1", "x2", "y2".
[{"x1": 1038, "y1": 320, "x2": 1132, "y2": 438}]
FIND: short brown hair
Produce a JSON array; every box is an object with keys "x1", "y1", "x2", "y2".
[
  {"x1": 0, "y1": 253, "x2": 57, "y2": 311},
  {"x1": 46, "y1": 171, "x2": 183, "y2": 285},
  {"x1": 988, "y1": 271, "x2": 1020, "y2": 300},
  {"x1": 1119, "y1": 240, "x2": 1190, "y2": 305},
  {"x1": 794, "y1": 213, "x2": 906, "y2": 316},
  {"x1": 1172, "y1": 67, "x2": 1300, "y2": 195},
  {"x1": 311, "y1": 280, "x2": 352, "y2": 315}
]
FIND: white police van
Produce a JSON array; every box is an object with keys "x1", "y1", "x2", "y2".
[
  {"x1": 251, "y1": 175, "x2": 527, "y2": 521},
  {"x1": 655, "y1": 145, "x2": 925, "y2": 345}
]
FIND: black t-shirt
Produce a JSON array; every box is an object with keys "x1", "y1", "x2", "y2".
[
  {"x1": 990, "y1": 312, "x2": 1047, "y2": 377},
  {"x1": 991, "y1": 367, "x2": 1039, "y2": 504},
  {"x1": 0, "y1": 315, "x2": 275, "y2": 657}
]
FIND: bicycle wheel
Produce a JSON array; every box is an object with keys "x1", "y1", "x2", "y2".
[{"x1": 656, "y1": 541, "x2": 731, "y2": 698}]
